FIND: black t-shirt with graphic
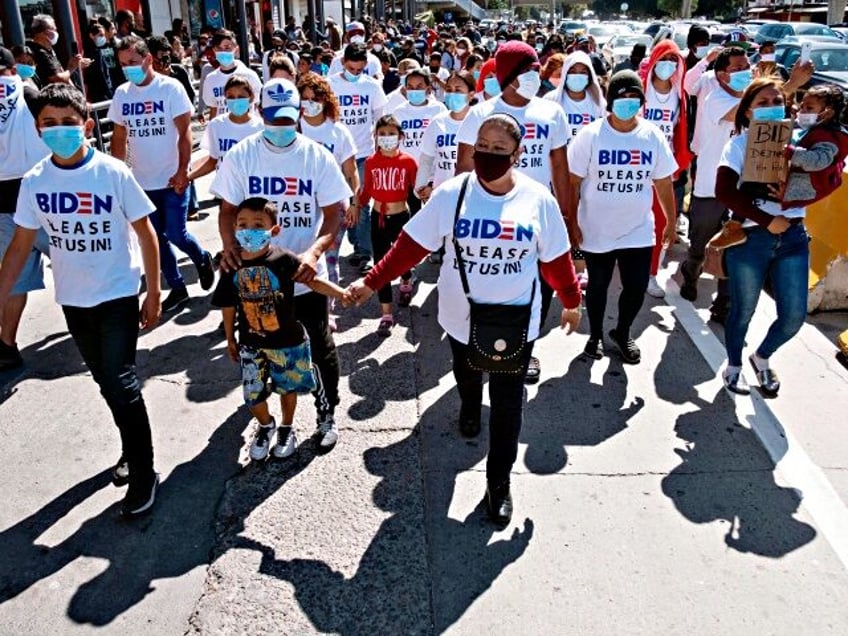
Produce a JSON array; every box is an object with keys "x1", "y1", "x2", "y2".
[{"x1": 211, "y1": 249, "x2": 305, "y2": 349}]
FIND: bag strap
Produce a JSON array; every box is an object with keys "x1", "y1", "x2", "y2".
[
  {"x1": 451, "y1": 173, "x2": 536, "y2": 304},
  {"x1": 452, "y1": 174, "x2": 472, "y2": 298}
]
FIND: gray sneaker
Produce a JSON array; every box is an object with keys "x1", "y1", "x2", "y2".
[{"x1": 317, "y1": 414, "x2": 339, "y2": 448}]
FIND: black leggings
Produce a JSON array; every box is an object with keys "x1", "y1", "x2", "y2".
[
  {"x1": 371, "y1": 210, "x2": 412, "y2": 304},
  {"x1": 448, "y1": 336, "x2": 533, "y2": 488},
  {"x1": 584, "y1": 247, "x2": 653, "y2": 340}
]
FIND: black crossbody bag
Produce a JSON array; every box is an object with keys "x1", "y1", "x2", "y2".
[{"x1": 451, "y1": 175, "x2": 535, "y2": 374}]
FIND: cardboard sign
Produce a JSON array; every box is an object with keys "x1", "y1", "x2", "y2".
[{"x1": 741, "y1": 119, "x2": 792, "y2": 183}]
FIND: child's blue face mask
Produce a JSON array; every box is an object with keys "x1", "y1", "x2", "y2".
[{"x1": 235, "y1": 228, "x2": 272, "y2": 252}]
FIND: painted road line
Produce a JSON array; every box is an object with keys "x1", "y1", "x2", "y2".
[{"x1": 658, "y1": 266, "x2": 848, "y2": 570}]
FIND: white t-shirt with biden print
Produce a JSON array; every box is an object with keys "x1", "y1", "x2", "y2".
[
  {"x1": 14, "y1": 149, "x2": 155, "y2": 307},
  {"x1": 403, "y1": 171, "x2": 570, "y2": 344},
  {"x1": 211, "y1": 133, "x2": 352, "y2": 296},
  {"x1": 568, "y1": 117, "x2": 677, "y2": 253}
]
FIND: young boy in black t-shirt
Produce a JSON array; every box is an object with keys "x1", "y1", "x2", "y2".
[{"x1": 212, "y1": 197, "x2": 349, "y2": 460}]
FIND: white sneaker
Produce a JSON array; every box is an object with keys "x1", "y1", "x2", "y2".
[
  {"x1": 317, "y1": 414, "x2": 339, "y2": 448},
  {"x1": 249, "y1": 420, "x2": 276, "y2": 460},
  {"x1": 646, "y1": 276, "x2": 666, "y2": 298},
  {"x1": 272, "y1": 428, "x2": 298, "y2": 458}
]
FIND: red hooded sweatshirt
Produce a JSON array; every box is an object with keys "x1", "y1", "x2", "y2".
[{"x1": 639, "y1": 39, "x2": 693, "y2": 178}]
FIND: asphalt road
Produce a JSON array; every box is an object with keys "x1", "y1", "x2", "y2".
[{"x1": 1, "y1": 170, "x2": 848, "y2": 635}]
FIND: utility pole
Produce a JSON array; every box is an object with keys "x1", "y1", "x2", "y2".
[{"x1": 828, "y1": 0, "x2": 847, "y2": 24}]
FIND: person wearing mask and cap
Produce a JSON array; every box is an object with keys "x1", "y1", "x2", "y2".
[
  {"x1": 639, "y1": 39, "x2": 693, "y2": 299},
  {"x1": 83, "y1": 21, "x2": 120, "y2": 103},
  {"x1": 456, "y1": 40, "x2": 571, "y2": 385},
  {"x1": 211, "y1": 78, "x2": 353, "y2": 450},
  {"x1": 384, "y1": 58, "x2": 422, "y2": 113},
  {"x1": 613, "y1": 42, "x2": 647, "y2": 74},
  {"x1": 262, "y1": 29, "x2": 300, "y2": 82},
  {"x1": 27, "y1": 14, "x2": 91, "y2": 87},
  {"x1": 202, "y1": 29, "x2": 262, "y2": 119},
  {"x1": 0, "y1": 46, "x2": 51, "y2": 370},
  {"x1": 684, "y1": 24, "x2": 711, "y2": 72},
  {"x1": 10, "y1": 46, "x2": 40, "y2": 97},
  {"x1": 575, "y1": 35, "x2": 608, "y2": 85},
  {"x1": 328, "y1": 22, "x2": 383, "y2": 79},
  {"x1": 475, "y1": 57, "x2": 500, "y2": 101},
  {"x1": 568, "y1": 70, "x2": 678, "y2": 363}
]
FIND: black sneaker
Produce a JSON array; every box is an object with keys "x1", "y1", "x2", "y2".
[
  {"x1": 348, "y1": 253, "x2": 365, "y2": 267},
  {"x1": 679, "y1": 279, "x2": 698, "y2": 302},
  {"x1": 121, "y1": 472, "x2": 159, "y2": 517},
  {"x1": 162, "y1": 287, "x2": 189, "y2": 313},
  {"x1": 458, "y1": 404, "x2": 481, "y2": 438},
  {"x1": 709, "y1": 310, "x2": 727, "y2": 326},
  {"x1": 0, "y1": 340, "x2": 23, "y2": 371},
  {"x1": 197, "y1": 251, "x2": 215, "y2": 291},
  {"x1": 111, "y1": 456, "x2": 129, "y2": 487},
  {"x1": 583, "y1": 337, "x2": 603, "y2": 360},
  {"x1": 609, "y1": 329, "x2": 641, "y2": 364},
  {"x1": 485, "y1": 482, "x2": 513, "y2": 528}
]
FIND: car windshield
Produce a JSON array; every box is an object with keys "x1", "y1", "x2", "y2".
[
  {"x1": 796, "y1": 24, "x2": 839, "y2": 37},
  {"x1": 589, "y1": 26, "x2": 619, "y2": 37},
  {"x1": 610, "y1": 34, "x2": 652, "y2": 48}
]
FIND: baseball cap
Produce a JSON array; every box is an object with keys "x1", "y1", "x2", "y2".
[
  {"x1": 261, "y1": 78, "x2": 300, "y2": 121},
  {"x1": 0, "y1": 47, "x2": 15, "y2": 70},
  {"x1": 346, "y1": 21, "x2": 365, "y2": 33}
]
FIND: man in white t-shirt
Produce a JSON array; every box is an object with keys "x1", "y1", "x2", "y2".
[
  {"x1": 455, "y1": 40, "x2": 571, "y2": 384},
  {"x1": 328, "y1": 42, "x2": 388, "y2": 271},
  {"x1": 327, "y1": 22, "x2": 383, "y2": 80},
  {"x1": 211, "y1": 79, "x2": 353, "y2": 446},
  {"x1": 568, "y1": 70, "x2": 678, "y2": 363},
  {"x1": 201, "y1": 29, "x2": 262, "y2": 119},
  {"x1": 392, "y1": 69, "x2": 447, "y2": 164},
  {"x1": 110, "y1": 35, "x2": 214, "y2": 312}
]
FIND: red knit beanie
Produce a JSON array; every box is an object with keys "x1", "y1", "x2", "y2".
[{"x1": 495, "y1": 41, "x2": 539, "y2": 90}]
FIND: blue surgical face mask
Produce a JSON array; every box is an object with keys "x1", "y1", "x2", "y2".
[
  {"x1": 727, "y1": 69, "x2": 753, "y2": 92},
  {"x1": 406, "y1": 89, "x2": 427, "y2": 106},
  {"x1": 483, "y1": 76, "x2": 501, "y2": 96},
  {"x1": 263, "y1": 123, "x2": 297, "y2": 147},
  {"x1": 94, "y1": 35, "x2": 107, "y2": 48},
  {"x1": 473, "y1": 70, "x2": 480, "y2": 81},
  {"x1": 444, "y1": 92, "x2": 468, "y2": 113},
  {"x1": 612, "y1": 97, "x2": 642, "y2": 121},
  {"x1": 16, "y1": 64, "x2": 36, "y2": 80},
  {"x1": 752, "y1": 105, "x2": 785, "y2": 121},
  {"x1": 123, "y1": 65, "x2": 146, "y2": 85},
  {"x1": 215, "y1": 50, "x2": 235, "y2": 67},
  {"x1": 344, "y1": 69, "x2": 362, "y2": 82},
  {"x1": 695, "y1": 45, "x2": 710, "y2": 59},
  {"x1": 654, "y1": 60, "x2": 677, "y2": 81},
  {"x1": 235, "y1": 228, "x2": 273, "y2": 252},
  {"x1": 565, "y1": 73, "x2": 589, "y2": 93},
  {"x1": 41, "y1": 125, "x2": 86, "y2": 159},
  {"x1": 227, "y1": 97, "x2": 251, "y2": 116}
]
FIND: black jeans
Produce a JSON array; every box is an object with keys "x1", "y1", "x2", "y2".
[
  {"x1": 371, "y1": 211, "x2": 412, "y2": 304},
  {"x1": 584, "y1": 247, "x2": 653, "y2": 340},
  {"x1": 62, "y1": 296, "x2": 154, "y2": 479},
  {"x1": 449, "y1": 336, "x2": 533, "y2": 488},
  {"x1": 294, "y1": 291, "x2": 339, "y2": 417}
]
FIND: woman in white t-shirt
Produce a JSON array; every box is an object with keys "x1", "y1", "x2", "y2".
[
  {"x1": 188, "y1": 76, "x2": 263, "y2": 183},
  {"x1": 297, "y1": 73, "x2": 359, "y2": 329},
  {"x1": 348, "y1": 113, "x2": 583, "y2": 527},
  {"x1": 568, "y1": 70, "x2": 678, "y2": 365},
  {"x1": 714, "y1": 78, "x2": 808, "y2": 398}
]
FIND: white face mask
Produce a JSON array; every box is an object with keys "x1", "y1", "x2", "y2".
[
  {"x1": 377, "y1": 134, "x2": 399, "y2": 151},
  {"x1": 760, "y1": 53, "x2": 776, "y2": 63},
  {"x1": 301, "y1": 99, "x2": 324, "y2": 118},
  {"x1": 372, "y1": 43, "x2": 383, "y2": 52},
  {"x1": 350, "y1": 35, "x2": 365, "y2": 44},
  {"x1": 515, "y1": 70, "x2": 541, "y2": 100},
  {"x1": 797, "y1": 112, "x2": 820, "y2": 128},
  {"x1": 49, "y1": 30, "x2": 60, "y2": 46}
]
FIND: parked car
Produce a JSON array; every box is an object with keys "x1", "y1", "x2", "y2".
[
  {"x1": 774, "y1": 41, "x2": 848, "y2": 94},
  {"x1": 559, "y1": 21, "x2": 587, "y2": 36},
  {"x1": 755, "y1": 21, "x2": 842, "y2": 44},
  {"x1": 602, "y1": 33, "x2": 653, "y2": 69},
  {"x1": 586, "y1": 24, "x2": 628, "y2": 48}
]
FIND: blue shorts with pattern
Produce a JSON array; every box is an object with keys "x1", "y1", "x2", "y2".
[{"x1": 239, "y1": 341, "x2": 317, "y2": 406}]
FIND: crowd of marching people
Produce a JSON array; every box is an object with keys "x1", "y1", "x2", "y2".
[{"x1": 0, "y1": 12, "x2": 845, "y2": 526}]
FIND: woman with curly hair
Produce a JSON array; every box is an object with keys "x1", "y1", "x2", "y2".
[{"x1": 297, "y1": 73, "x2": 359, "y2": 331}]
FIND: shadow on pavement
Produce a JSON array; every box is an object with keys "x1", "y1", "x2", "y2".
[
  {"x1": 0, "y1": 406, "x2": 248, "y2": 625},
  {"x1": 661, "y1": 389, "x2": 816, "y2": 558}
]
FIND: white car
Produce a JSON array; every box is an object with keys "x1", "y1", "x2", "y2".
[
  {"x1": 602, "y1": 33, "x2": 653, "y2": 69},
  {"x1": 587, "y1": 24, "x2": 629, "y2": 49}
]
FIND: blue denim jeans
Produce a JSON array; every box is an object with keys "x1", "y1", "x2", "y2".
[
  {"x1": 724, "y1": 224, "x2": 809, "y2": 366},
  {"x1": 346, "y1": 157, "x2": 372, "y2": 259},
  {"x1": 146, "y1": 187, "x2": 205, "y2": 290}
]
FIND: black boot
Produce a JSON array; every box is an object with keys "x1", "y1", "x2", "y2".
[{"x1": 118, "y1": 400, "x2": 157, "y2": 517}]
